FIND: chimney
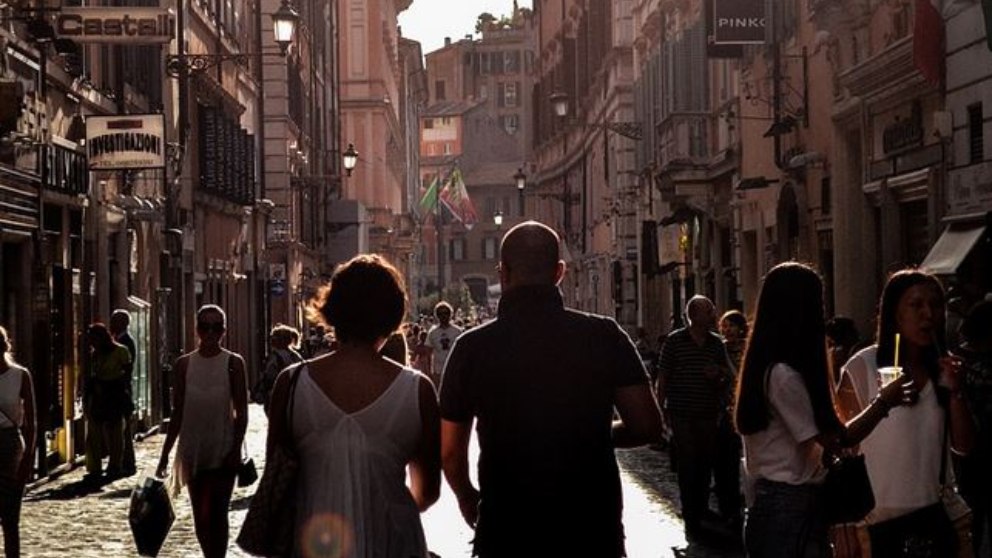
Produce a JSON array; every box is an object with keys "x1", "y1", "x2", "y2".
[{"x1": 444, "y1": 37, "x2": 451, "y2": 46}]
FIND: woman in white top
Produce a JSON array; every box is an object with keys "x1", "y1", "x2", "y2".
[
  {"x1": 0, "y1": 326, "x2": 35, "y2": 558},
  {"x1": 734, "y1": 263, "x2": 912, "y2": 558},
  {"x1": 267, "y1": 254, "x2": 440, "y2": 558},
  {"x1": 836, "y1": 269, "x2": 975, "y2": 556},
  {"x1": 157, "y1": 305, "x2": 248, "y2": 558}
]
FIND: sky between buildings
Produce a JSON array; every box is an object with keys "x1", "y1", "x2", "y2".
[{"x1": 398, "y1": 0, "x2": 533, "y2": 56}]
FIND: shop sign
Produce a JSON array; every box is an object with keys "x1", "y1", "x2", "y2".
[
  {"x1": 86, "y1": 114, "x2": 165, "y2": 170},
  {"x1": 712, "y1": 0, "x2": 766, "y2": 45},
  {"x1": 55, "y1": 7, "x2": 175, "y2": 44}
]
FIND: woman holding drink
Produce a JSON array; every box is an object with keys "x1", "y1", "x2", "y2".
[{"x1": 837, "y1": 269, "x2": 976, "y2": 556}]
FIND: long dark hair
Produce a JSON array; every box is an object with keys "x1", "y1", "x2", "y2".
[
  {"x1": 875, "y1": 269, "x2": 947, "y2": 403},
  {"x1": 735, "y1": 262, "x2": 842, "y2": 436}
]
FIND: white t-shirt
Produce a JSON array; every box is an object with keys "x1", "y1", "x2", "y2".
[
  {"x1": 427, "y1": 324, "x2": 462, "y2": 378},
  {"x1": 840, "y1": 346, "x2": 944, "y2": 523},
  {"x1": 743, "y1": 363, "x2": 826, "y2": 487}
]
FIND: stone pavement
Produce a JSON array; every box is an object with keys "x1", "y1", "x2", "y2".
[{"x1": 18, "y1": 404, "x2": 743, "y2": 558}]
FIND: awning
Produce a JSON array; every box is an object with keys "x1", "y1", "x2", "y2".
[{"x1": 920, "y1": 223, "x2": 987, "y2": 275}]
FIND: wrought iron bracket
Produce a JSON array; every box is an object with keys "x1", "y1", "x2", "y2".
[{"x1": 165, "y1": 53, "x2": 254, "y2": 78}]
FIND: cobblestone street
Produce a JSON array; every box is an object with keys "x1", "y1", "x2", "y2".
[{"x1": 19, "y1": 405, "x2": 742, "y2": 558}]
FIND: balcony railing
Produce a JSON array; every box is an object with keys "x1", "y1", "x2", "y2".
[{"x1": 655, "y1": 112, "x2": 710, "y2": 168}]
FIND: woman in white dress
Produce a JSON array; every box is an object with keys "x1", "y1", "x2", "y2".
[
  {"x1": 267, "y1": 254, "x2": 441, "y2": 558},
  {"x1": 157, "y1": 305, "x2": 248, "y2": 558},
  {"x1": 0, "y1": 326, "x2": 36, "y2": 558}
]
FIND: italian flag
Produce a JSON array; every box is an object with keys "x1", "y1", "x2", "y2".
[{"x1": 914, "y1": 0, "x2": 944, "y2": 84}]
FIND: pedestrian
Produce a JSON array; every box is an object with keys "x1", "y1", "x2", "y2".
[
  {"x1": 825, "y1": 316, "x2": 861, "y2": 386},
  {"x1": 716, "y1": 308, "x2": 749, "y2": 530},
  {"x1": 736, "y1": 262, "x2": 918, "y2": 558},
  {"x1": 656, "y1": 295, "x2": 736, "y2": 540},
  {"x1": 83, "y1": 323, "x2": 132, "y2": 481},
  {"x1": 425, "y1": 301, "x2": 461, "y2": 386},
  {"x1": 835, "y1": 269, "x2": 976, "y2": 557},
  {"x1": 254, "y1": 324, "x2": 303, "y2": 413},
  {"x1": 156, "y1": 304, "x2": 248, "y2": 558},
  {"x1": 265, "y1": 254, "x2": 440, "y2": 557},
  {"x1": 957, "y1": 299, "x2": 992, "y2": 556},
  {"x1": 109, "y1": 309, "x2": 138, "y2": 476},
  {"x1": 381, "y1": 329, "x2": 410, "y2": 365},
  {"x1": 412, "y1": 330, "x2": 431, "y2": 373},
  {"x1": 439, "y1": 221, "x2": 663, "y2": 557},
  {"x1": 0, "y1": 326, "x2": 36, "y2": 558}
]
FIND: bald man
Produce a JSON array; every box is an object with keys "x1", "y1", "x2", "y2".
[
  {"x1": 439, "y1": 221, "x2": 663, "y2": 558},
  {"x1": 656, "y1": 295, "x2": 738, "y2": 540}
]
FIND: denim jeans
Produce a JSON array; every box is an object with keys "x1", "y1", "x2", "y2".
[{"x1": 745, "y1": 478, "x2": 830, "y2": 558}]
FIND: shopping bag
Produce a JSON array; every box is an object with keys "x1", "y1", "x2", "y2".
[{"x1": 128, "y1": 476, "x2": 175, "y2": 557}]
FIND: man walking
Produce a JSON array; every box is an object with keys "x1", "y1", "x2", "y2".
[
  {"x1": 439, "y1": 221, "x2": 663, "y2": 557},
  {"x1": 656, "y1": 295, "x2": 736, "y2": 540},
  {"x1": 109, "y1": 310, "x2": 137, "y2": 476},
  {"x1": 426, "y1": 301, "x2": 461, "y2": 386}
]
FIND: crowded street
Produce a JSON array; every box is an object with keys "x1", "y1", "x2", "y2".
[{"x1": 20, "y1": 404, "x2": 741, "y2": 558}]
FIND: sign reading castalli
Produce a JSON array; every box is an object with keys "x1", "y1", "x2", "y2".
[
  {"x1": 712, "y1": 0, "x2": 766, "y2": 45},
  {"x1": 86, "y1": 115, "x2": 166, "y2": 170},
  {"x1": 55, "y1": 7, "x2": 175, "y2": 44}
]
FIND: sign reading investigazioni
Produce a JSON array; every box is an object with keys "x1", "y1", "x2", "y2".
[
  {"x1": 712, "y1": 0, "x2": 766, "y2": 45},
  {"x1": 86, "y1": 115, "x2": 166, "y2": 170}
]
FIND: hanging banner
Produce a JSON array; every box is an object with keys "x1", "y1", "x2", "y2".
[
  {"x1": 86, "y1": 114, "x2": 166, "y2": 170},
  {"x1": 55, "y1": 7, "x2": 175, "y2": 44},
  {"x1": 712, "y1": 0, "x2": 766, "y2": 45}
]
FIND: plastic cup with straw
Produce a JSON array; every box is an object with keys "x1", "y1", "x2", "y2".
[{"x1": 879, "y1": 333, "x2": 902, "y2": 386}]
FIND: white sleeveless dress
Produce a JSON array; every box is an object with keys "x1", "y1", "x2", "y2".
[
  {"x1": 290, "y1": 365, "x2": 428, "y2": 558},
  {"x1": 174, "y1": 350, "x2": 234, "y2": 487}
]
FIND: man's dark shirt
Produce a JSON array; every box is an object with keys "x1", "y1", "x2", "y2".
[
  {"x1": 117, "y1": 332, "x2": 137, "y2": 364},
  {"x1": 658, "y1": 327, "x2": 732, "y2": 419},
  {"x1": 439, "y1": 285, "x2": 649, "y2": 556}
]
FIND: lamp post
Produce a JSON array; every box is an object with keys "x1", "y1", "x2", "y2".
[
  {"x1": 514, "y1": 167, "x2": 526, "y2": 217},
  {"x1": 493, "y1": 210, "x2": 504, "y2": 229},
  {"x1": 342, "y1": 143, "x2": 359, "y2": 177}
]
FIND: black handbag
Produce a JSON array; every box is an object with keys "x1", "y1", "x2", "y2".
[
  {"x1": 237, "y1": 457, "x2": 258, "y2": 487},
  {"x1": 236, "y1": 363, "x2": 304, "y2": 557},
  {"x1": 822, "y1": 453, "x2": 875, "y2": 525}
]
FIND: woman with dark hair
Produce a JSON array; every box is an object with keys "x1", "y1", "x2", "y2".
[
  {"x1": 957, "y1": 298, "x2": 992, "y2": 556},
  {"x1": 825, "y1": 317, "x2": 861, "y2": 386},
  {"x1": 156, "y1": 304, "x2": 249, "y2": 558},
  {"x1": 266, "y1": 254, "x2": 440, "y2": 557},
  {"x1": 735, "y1": 262, "x2": 913, "y2": 557},
  {"x1": 836, "y1": 269, "x2": 975, "y2": 556},
  {"x1": 0, "y1": 326, "x2": 35, "y2": 558},
  {"x1": 720, "y1": 310, "x2": 748, "y2": 372}
]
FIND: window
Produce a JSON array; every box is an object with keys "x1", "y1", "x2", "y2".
[
  {"x1": 968, "y1": 103, "x2": 984, "y2": 164},
  {"x1": 504, "y1": 51, "x2": 521, "y2": 74},
  {"x1": 435, "y1": 80, "x2": 446, "y2": 101},
  {"x1": 423, "y1": 118, "x2": 434, "y2": 129},
  {"x1": 479, "y1": 84, "x2": 488, "y2": 100},
  {"x1": 500, "y1": 114, "x2": 519, "y2": 135},
  {"x1": 484, "y1": 237, "x2": 498, "y2": 260},
  {"x1": 449, "y1": 238, "x2": 466, "y2": 261},
  {"x1": 820, "y1": 176, "x2": 832, "y2": 216},
  {"x1": 479, "y1": 52, "x2": 491, "y2": 75},
  {"x1": 443, "y1": 143, "x2": 452, "y2": 155},
  {"x1": 504, "y1": 82, "x2": 518, "y2": 107}
]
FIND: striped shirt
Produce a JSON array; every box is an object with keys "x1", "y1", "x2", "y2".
[{"x1": 658, "y1": 328, "x2": 732, "y2": 418}]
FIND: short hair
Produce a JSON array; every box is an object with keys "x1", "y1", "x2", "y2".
[
  {"x1": 308, "y1": 254, "x2": 407, "y2": 344},
  {"x1": 434, "y1": 301, "x2": 453, "y2": 317},
  {"x1": 499, "y1": 221, "x2": 560, "y2": 285},
  {"x1": 720, "y1": 310, "x2": 748, "y2": 336},
  {"x1": 685, "y1": 295, "x2": 714, "y2": 323},
  {"x1": 197, "y1": 304, "x2": 227, "y2": 325},
  {"x1": 270, "y1": 323, "x2": 301, "y2": 347},
  {"x1": 111, "y1": 309, "x2": 131, "y2": 323}
]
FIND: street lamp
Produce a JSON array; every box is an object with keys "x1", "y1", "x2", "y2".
[
  {"x1": 550, "y1": 91, "x2": 569, "y2": 119},
  {"x1": 165, "y1": 0, "x2": 298, "y2": 76},
  {"x1": 513, "y1": 167, "x2": 526, "y2": 217},
  {"x1": 493, "y1": 210, "x2": 504, "y2": 229},
  {"x1": 342, "y1": 143, "x2": 359, "y2": 177}
]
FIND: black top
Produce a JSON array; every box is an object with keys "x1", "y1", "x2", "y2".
[
  {"x1": 440, "y1": 285, "x2": 648, "y2": 557},
  {"x1": 117, "y1": 331, "x2": 137, "y2": 364}
]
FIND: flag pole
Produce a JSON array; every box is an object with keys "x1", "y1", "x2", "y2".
[{"x1": 436, "y1": 171, "x2": 445, "y2": 300}]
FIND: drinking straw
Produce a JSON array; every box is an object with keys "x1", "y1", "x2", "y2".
[{"x1": 894, "y1": 333, "x2": 901, "y2": 369}]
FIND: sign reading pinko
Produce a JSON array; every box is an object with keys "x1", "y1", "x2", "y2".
[
  {"x1": 712, "y1": 0, "x2": 766, "y2": 45},
  {"x1": 56, "y1": 7, "x2": 175, "y2": 44},
  {"x1": 86, "y1": 114, "x2": 166, "y2": 170}
]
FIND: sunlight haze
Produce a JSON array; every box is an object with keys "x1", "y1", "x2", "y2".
[{"x1": 398, "y1": 0, "x2": 532, "y2": 56}]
